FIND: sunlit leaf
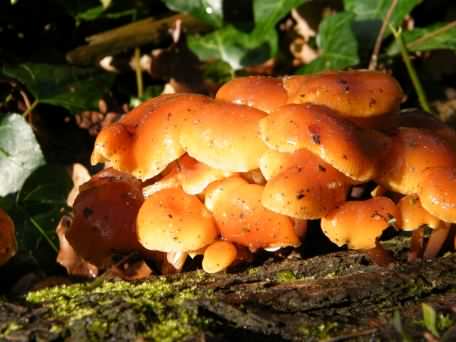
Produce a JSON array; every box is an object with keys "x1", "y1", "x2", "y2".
[
  {"x1": 253, "y1": 0, "x2": 308, "y2": 37},
  {"x1": 0, "y1": 114, "x2": 45, "y2": 197},
  {"x1": 297, "y1": 13, "x2": 359, "y2": 74},
  {"x1": 386, "y1": 22, "x2": 456, "y2": 56},
  {"x1": 162, "y1": 0, "x2": 223, "y2": 27},
  {"x1": 3, "y1": 63, "x2": 115, "y2": 113},
  {"x1": 344, "y1": 0, "x2": 420, "y2": 49},
  {"x1": 422, "y1": 303, "x2": 439, "y2": 336},
  {"x1": 188, "y1": 25, "x2": 277, "y2": 70}
]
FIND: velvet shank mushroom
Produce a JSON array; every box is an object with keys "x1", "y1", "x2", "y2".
[{"x1": 0, "y1": 208, "x2": 16, "y2": 266}]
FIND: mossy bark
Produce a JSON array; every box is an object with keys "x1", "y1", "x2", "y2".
[{"x1": 1, "y1": 240, "x2": 456, "y2": 341}]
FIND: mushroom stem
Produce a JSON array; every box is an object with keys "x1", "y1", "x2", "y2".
[
  {"x1": 364, "y1": 242, "x2": 395, "y2": 266},
  {"x1": 166, "y1": 251, "x2": 188, "y2": 271},
  {"x1": 423, "y1": 222, "x2": 451, "y2": 259},
  {"x1": 408, "y1": 226, "x2": 425, "y2": 262}
]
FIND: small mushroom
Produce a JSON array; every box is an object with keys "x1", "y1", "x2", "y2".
[
  {"x1": 397, "y1": 194, "x2": 448, "y2": 261},
  {"x1": 205, "y1": 176, "x2": 300, "y2": 252},
  {"x1": 202, "y1": 240, "x2": 238, "y2": 273},
  {"x1": 136, "y1": 187, "x2": 218, "y2": 253},
  {"x1": 283, "y1": 70, "x2": 404, "y2": 129},
  {"x1": 321, "y1": 197, "x2": 399, "y2": 264},
  {"x1": 216, "y1": 76, "x2": 288, "y2": 113},
  {"x1": 419, "y1": 167, "x2": 456, "y2": 223},
  {"x1": 180, "y1": 100, "x2": 267, "y2": 172},
  {"x1": 0, "y1": 208, "x2": 16, "y2": 266},
  {"x1": 66, "y1": 168, "x2": 144, "y2": 267},
  {"x1": 261, "y1": 149, "x2": 350, "y2": 219}
]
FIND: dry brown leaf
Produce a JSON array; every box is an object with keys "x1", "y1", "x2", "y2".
[
  {"x1": 56, "y1": 216, "x2": 98, "y2": 278},
  {"x1": 105, "y1": 257, "x2": 152, "y2": 281},
  {"x1": 66, "y1": 163, "x2": 91, "y2": 207}
]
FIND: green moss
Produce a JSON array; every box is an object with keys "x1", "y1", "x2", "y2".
[
  {"x1": 298, "y1": 322, "x2": 339, "y2": 339},
  {"x1": 0, "y1": 322, "x2": 22, "y2": 337},
  {"x1": 275, "y1": 270, "x2": 297, "y2": 283},
  {"x1": 24, "y1": 277, "x2": 213, "y2": 341}
]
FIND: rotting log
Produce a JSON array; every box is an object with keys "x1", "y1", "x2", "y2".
[{"x1": 1, "y1": 239, "x2": 456, "y2": 341}]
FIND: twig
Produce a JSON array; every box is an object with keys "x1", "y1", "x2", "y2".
[
  {"x1": 134, "y1": 47, "x2": 144, "y2": 99},
  {"x1": 390, "y1": 25, "x2": 432, "y2": 113},
  {"x1": 29, "y1": 215, "x2": 58, "y2": 252},
  {"x1": 22, "y1": 99, "x2": 38, "y2": 120},
  {"x1": 369, "y1": 0, "x2": 398, "y2": 70},
  {"x1": 407, "y1": 20, "x2": 456, "y2": 50}
]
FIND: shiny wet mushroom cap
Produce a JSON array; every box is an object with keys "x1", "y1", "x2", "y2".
[
  {"x1": 321, "y1": 197, "x2": 399, "y2": 250},
  {"x1": 284, "y1": 70, "x2": 404, "y2": 129},
  {"x1": 91, "y1": 94, "x2": 211, "y2": 180},
  {"x1": 259, "y1": 103, "x2": 382, "y2": 181},
  {"x1": 202, "y1": 240, "x2": 238, "y2": 273},
  {"x1": 216, "y1": 76, "x2": 288, "y2": 113},
  {"x1": 180, "y1": 100, "x2": 268, "y2": 172},
  {"x1": 137, "y1": 187, "x2": 218, "y2": 253},
  {"x1": 205, "y1": 176, "x2": 300, "y2": 251}
]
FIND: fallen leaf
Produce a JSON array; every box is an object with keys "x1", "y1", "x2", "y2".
[{"x1": 56, "y1": 216, "x2": 98, "y2": 278}]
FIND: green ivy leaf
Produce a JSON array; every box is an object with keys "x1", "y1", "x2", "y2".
[
  {"x1": 162, "y1": 0, "x2": 223, "y2": 27},
  {"x1": 386, "y1": 22, "x2": 456, "y2": 56},
  {"x1": 253, "y1": 0, "x2": 308, "y2": 37},
  {"x1": 344, "y1": 0, "x2": 420, "y2": 49},
  {"x1": 188, "y1": 25, "x2": 277, "y2": 70},
  {"x1": 422, "y1": 303, "x2": 439, "y2": 337},
  {"x1": 1, "y1": 164, "x2": 73, "y2": 268},
  {"x1": 297, "y1": 12, "x2": 359, "y2": 74},
  {"x1": 3, "y1": 63, "x2": 115, "y2": 113},
  {"x1": 0, "y1": 114, "x2": 45, "y2": 197}
]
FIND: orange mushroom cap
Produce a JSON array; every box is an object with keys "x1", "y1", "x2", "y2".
[
  {"x1": 202, "y1": 240, "x2": 238, "y2": 273},
  {"x1": 376, "y1": 127, "x2": 456, "y2": 195},
  {"x1": 321, "y1": 197, "x2": 399, "y2": 250},
  {"x1": 284, "y1": 70, "x2": 403, "y2": 127},
  {"x1": 397, "y1": 194, "x2": 441, "y2": 231},
  {"x1": 261, "y1": 149, "x2": 350, "y2": 219},
  {"x1": 66, "y1": 168, "x2": 144, "y2": 267},
  {"x1": 418, "y1": 167, "x2": 456, "y2": 223},
  {"x1": 91, "y1": 94, "x2": 211, "y2": 180},
  {"x1": 0, "y1": 208, "x2": 16, "y2": 266},
  {"x1": 137, "y1": 187, "x2": 218, "y2": 253},
  {"x1": 259, "y1": 103, "x2": 387, "y2": 181},
  {"x1": 180, "y1": 100, "x2": 268, "y2": 172},
  {"x1": 205, "y1": 176, "x2": 300, "y2": 251},
  {"x1": 216, "y1": 76, "x2": 288, "y2": 113}
]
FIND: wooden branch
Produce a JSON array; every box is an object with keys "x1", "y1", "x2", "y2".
[{"x1": 66, "y1": 14, "x2": 210, "y2": 65}]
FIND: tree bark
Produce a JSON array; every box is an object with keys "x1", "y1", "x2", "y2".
[{"x1": 1, "y1": 242, "x2": 456, "y2": 341}]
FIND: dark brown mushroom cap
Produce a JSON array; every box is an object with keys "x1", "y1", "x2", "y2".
[
  {"x1": 0, "y1": 208, "x2": 16, "y2": 266},
  {"x1": 216, "y1": 76, "x2": 288, "y2": 113},
  {"x1": 66, "y1": 168, "x2": 144, "y2": 267}
]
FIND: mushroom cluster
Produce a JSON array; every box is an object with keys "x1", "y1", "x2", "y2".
[{"x1": 66, "y1": 70, "x2": 456, "y2": 274}]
